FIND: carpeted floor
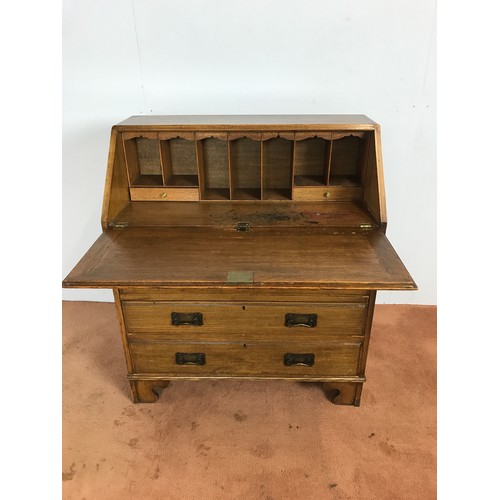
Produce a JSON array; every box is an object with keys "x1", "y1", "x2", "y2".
[{"x1": 62, "y1": 302, "x2": 436, "y2": 500}]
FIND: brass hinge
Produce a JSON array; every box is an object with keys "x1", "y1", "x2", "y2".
[
  {"x1": 110, "y1": 221, "x2": 129, "y2": 229},
  {"x1": 359, "y1": 224, "x2": 372, "y2": 230},
  {"x1": 235, "y1": 221, "x2": 251, "y2": 232}
]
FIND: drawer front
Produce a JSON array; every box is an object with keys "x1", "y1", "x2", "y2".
[
  {"x1": 293, "y1": 186, "x2": 362, "y2": 201},
  {"x1": 129, "y1": 187, "x2": 199, "y2": 201},
  {"x1": 129, "y1": 341, "x2": 362, "y2": 377},
  {"x1": 122, "y1": 302, "x2": 367, "y2": 341}
]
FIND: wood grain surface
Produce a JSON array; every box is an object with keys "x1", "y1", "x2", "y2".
[
  {"x1": 129, "y1": 341, "x2": 362, "y2": 377},
  {"x1": 63, "y1": 227, "x2": 416, "y2": 289},
  {"x1": 116, "y1": 114, "x2": 377, "y2": 129},
  {"x1": 107, "y1": 201, "x2": 377, "y2": 227},
  {"x1": 122, "y1": 301, "x2": 367, "y2": 341}
]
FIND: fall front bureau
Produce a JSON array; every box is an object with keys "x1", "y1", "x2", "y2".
[{"x1": 63, "y1": 115, "x2": 416, "y2": 405}]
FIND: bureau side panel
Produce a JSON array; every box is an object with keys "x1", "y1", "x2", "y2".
[
  {"x1": 357, "y1": 290, "x2": 377, "y2": 375},
  {"x1": 112, "y1": 289, "x2": 135, "y2": 374},
  {"x1": 101, "y1": 129, "x2": 131, "y2": 229},
  {"x1": 363, "y1": 126, "x2": 387, "y2": 229}
]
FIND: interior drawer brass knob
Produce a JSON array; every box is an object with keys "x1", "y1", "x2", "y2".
[{"x1": 324, "y1": 191, "x2": 331, "y2": 198}]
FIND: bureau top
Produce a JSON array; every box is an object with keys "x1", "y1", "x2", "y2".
[{"x1": 115, "y1": 114, "x2": 378, "y2": 130}]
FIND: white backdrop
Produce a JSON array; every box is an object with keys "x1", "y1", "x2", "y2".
[{"x1": 62, "y1": 0, "x2": 436, "y2": 304}]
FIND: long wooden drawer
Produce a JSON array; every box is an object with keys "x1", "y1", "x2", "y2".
[
  {"x1": 122, "y1": 302, "x2": 367, "y2": 341},
  {"x1": 129, "y1": 341, "x2": 362, "y2": 377}
]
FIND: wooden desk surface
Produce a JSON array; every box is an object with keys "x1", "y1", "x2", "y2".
[
  {"x1": 116, "y1": 114, "x2": 377, "y2": 127},
  {"x1": 63, "y1": 227, "x2": 416, "y2": 290},
  {"x1": 109, "y1": 201, "x2": 377, "y2": 228}
]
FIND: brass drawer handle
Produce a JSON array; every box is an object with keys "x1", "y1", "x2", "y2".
[
  {"x1": 284, "y1": 353, "x2": 315, "y2": 367},
  {"x1": 171, "y1": 312, "x2": 203, "y2": 326},
  {"x1": 285, "y1": 313, "x2": 317, "y2": 328},
  {"x1": 175, "y1": 352, "x2": 206, "y2": 365}
]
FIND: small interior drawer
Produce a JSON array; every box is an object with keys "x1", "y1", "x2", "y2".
[
  {"x1": 293, "y1": 185, "x2": 362, "y2": 202},
  {"x1": 129, "y1": 187, "x2": 199, "y2": 201},
  {"x1": 122, "y1": 301, "x2": 367, "y2": 341},
  {"x1": 129, "y1": 341, "x2": 362, "y2": 377}
]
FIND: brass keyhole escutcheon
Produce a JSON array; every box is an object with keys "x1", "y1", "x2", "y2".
[
  {"x1": 324, "y1": 191, "x2": 331, "y2": 198},
  {"x1": 160, "y1": 192, "x2": 168, "y2": 199}
]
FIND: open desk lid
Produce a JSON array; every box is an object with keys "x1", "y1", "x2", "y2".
[{"x1": 63, "y1": 226, "x2": 416, "y2": 290}]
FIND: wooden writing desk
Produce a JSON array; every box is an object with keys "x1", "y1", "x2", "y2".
[{"x1": 63, "y1": 115, "x2": 416, "y2": 405}]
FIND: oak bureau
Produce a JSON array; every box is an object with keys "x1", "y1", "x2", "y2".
[{"x1": 63, "y1": 115, "x2": 416, "y2": 405}]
